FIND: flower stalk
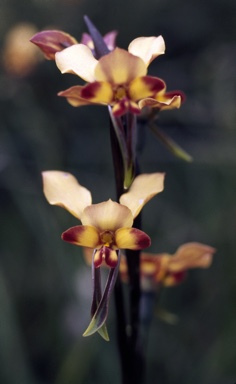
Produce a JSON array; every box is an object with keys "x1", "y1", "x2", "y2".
[
  {"x1": 31, "y1": 14, "x2": 216, "y2": 384},
  {"x1": 109, "y1": 113, "x2": 144, "y2": 383}
]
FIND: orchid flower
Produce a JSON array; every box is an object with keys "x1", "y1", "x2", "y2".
[
  {"x1": 119, "y1": 242, "x2": 216, "y2": 291},
  {"x1": 54, "y1": 36, "x2": 183, "y2": 116},
  {"x1": 42, "y1": 171, "x2": 164, "y2": 267},
  {"x1": 42, "y1": 170, "x2": 165, "y2": 339}
]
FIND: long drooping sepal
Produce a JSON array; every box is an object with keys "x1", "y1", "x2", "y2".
[
  {"x1": 83, "y1": 251, "x2": 121, "y2": 339},
  {"x1": 91, "y1": 250, "x2": 109, "y2": 341},
  {"x1": 83, "y1": 15, "x2": 110, "y2": 58},
  {"x1": 109, "y1": 107, "x2": 137, "y2": 189}
]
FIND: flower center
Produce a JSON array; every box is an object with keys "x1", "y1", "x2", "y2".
[
  {"x1": 100, "y1": 230, "x2": 114, "y2": 247},
  {"x1": 114, "y1": 85, "x2": 127, "y2": 101}
]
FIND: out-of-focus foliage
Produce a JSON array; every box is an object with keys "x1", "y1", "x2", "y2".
[{"x1": 0, "y1": 0, "x2": 236, "y2": 383}]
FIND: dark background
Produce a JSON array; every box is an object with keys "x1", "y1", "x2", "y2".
[{"x1": 0, "y1": 0, "x2": 236, "y2": 383}]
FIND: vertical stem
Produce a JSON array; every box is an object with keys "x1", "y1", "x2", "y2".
[
  {"x1": 109, "y1": 116, "x2": 145, "y2": 384},
  {"x1": 109, "y1": 119, "x2": 130, "y2": 383}
]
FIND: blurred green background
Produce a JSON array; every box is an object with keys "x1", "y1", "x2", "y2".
[{"x1": 0, "y1": 0, "x2": 236, "y2": 383}]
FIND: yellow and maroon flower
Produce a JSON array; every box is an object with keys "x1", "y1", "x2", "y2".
[
  {"x1": 119, "y1": 242, "x2": 216, "y2": 291},
  {"x1": 42, "y1": 171, "x2": 165, "y2": 268},
  {"x1": 54, "y1": 36, "x2": 183, "y2": 116}
]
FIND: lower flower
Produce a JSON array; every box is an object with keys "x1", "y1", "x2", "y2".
[
  {"x1": 42, "y1": 170, "x2": 165, "y2": 339},
  {"x1": 62, "y1": 200, "x2": 151, "y2": 268}
]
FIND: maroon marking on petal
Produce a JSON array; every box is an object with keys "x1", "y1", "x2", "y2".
[
  {"x1": 113, "y1": 98, "x2": 141, "y2": 117},
  {"x1": 129, "y1": 103, "x2": 141, "y2": 115},
  {"x1": 104, "y1": 247, "x2": 118, "y2": 268},
  {"x1": 61, "y1": 226, "x2": 85, "y2": 244},
  {"x1": 131, "y1": 228, "x2": 151, "y2": 249},
  {"x1": 169, "y1": 270, "x2": 187, "y2": 283},
  {"x1": 142, "y1": 76, "x2": 166, "y2": 93},
  {"x1": 81, "y1": 82, "x2": 102, "y2": 99},
  {"x1": 94, "y1": 249, "x2": 103, "y2": 268}
]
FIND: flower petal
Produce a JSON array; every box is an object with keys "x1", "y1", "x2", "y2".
[
  {"x1": 58, "y1": 86, "x2": 100, "y2": 107},
  {"x1": 93, "y1": 249, "x2": 103, "y2": 267},
  {"x1": 90, "y1": 264, "x2": 110, "y2": 340},
  {"x1": 112, "y1": 99, "x2": 140, "y2": 117},
  {"x1": 42, "y1": 171, "x2": 92, "y2": 219},
  {"x1": 139, "y1": 95, "x2": 182, "y2": 110},
  {"x1": 139, "y1": 90, "x2": 185, "y2": 110},
  {"x1": 120, "y1": 173, "x2": 165, "y2": 218},
  {"x1": 93, "y1": 247, "x2": 119, "y2": 268},
  {"x1": 80, "y1": 32, "x2": 95, "y2": 50},
  {"x1": 55, "y1": 44, "x2": 98, "y2": 82},
  {"x1": 62, "y1": 225, "x2": 100, "y2": 248},
  {"x1": 83, "y1": 260, "x2": 120, "y2": 339},
  {"x1": 81, "y1": 200, "x2": 133, "y2": 231},
  {"x1": 94, "y1": 48, "x2": 147, "y2": 84},
  {"x1": 103, "y1": 30, "x2": 118, "y2": 51},
  {"x1": 30, "y1": 30, "x2": 78, "y2": 60},
  {"x1": 104, "y1": 248, "x2": 119, "y2": 268},
  {"x1": 81, "y1": 30, "x2": 118, "y2": 52},
  {"x1": 163, "y1": 271, "x2": 187, "y2": 286},
  {"x1": 81, "y1": 81, "x2": 113, "y2": 103},
  {"x1": 129, "y1": 76, "x2": 166, "y2": 101},
  {"x1": 168, "y1": 242, "x2": 216, "y2": 272},
  {"x1": 115, "y1": 227, "x2": 151, "y2": 250},
  {"x1": 128, "y1": 36, "x2": 165, "y2": 67}
]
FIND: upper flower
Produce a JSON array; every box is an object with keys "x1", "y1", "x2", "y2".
[
  {"x1": 42, "y1": 171, "x2": 165, "y2": 268},
  {"x1": 55, "y1": 36, "x2": 183, "y2": 116}
]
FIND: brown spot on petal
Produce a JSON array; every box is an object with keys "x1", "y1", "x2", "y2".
[
  {"x1": 131, "y1": 228, "x2": 151, "y2": 249},
  {"x1": 143, "y1": 76, "x2": 166, "y2": 93},
  {"x1": 81, "y1": 82, "x2": 102, "y2": 99}
]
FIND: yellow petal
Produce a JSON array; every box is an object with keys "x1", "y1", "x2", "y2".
[
  {"x1": 129, "y1": 76, "x2": 166, "y2": 101},
  {"x1": 81, "y1": 81, "x2": 113, "y2": 103},
  {"x1": 163, "y1": 271, "x2": 186, "y2": 287},
  {"x1": 62, "y1": 225, "x2": 100, "y2": 248},
  {"x1": 58, "y1": 85, "x2": 99, "y2": 107},
  {"x1": 139, "y1": 252, "x2": 167, "y2": 282},
  {"x1": 139, "y1": 95, "x2": 182, "y2": 110},
  {"x1": 168, "y1": 242, "x2": 216, "y2": 272},
  {"x1": 42, "y1": 171, "x2": 92, "y2": 219},
  {"x1": 55, "y1": 44, "x2": 98, "y2": 82},
  {"x1": 94, "y1": 48, "x2": 147, "y2": 84},
  {"x1": 115, "y1": 228, "x2": 151, "y2": 250},
  {"x1": 128, "y1": 36, "x2": 165, "y2": 67},
  {"x1": 93, "y1": 249, "x2": 103, "y2": 267},
  {"x1": 81, "y1": 200, "x2": 133, "y2": 231},
  {"x1": 119, "y1": 173, "x2": 165, "y2": 218}
]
